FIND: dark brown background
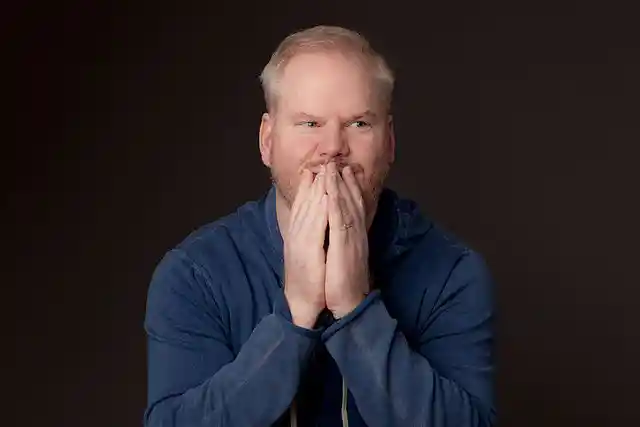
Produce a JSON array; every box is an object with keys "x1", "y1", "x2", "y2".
[{"x1": 7, "y1": 1, "x2": 640, "y2": 426}]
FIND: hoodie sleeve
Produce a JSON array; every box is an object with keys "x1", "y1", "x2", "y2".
[
  {"x1": 143, "y1": 249, "x2": 321, "y2": 427},
  {"x1": 322, "y1": 250, "x2": 496, "y2": 427}
]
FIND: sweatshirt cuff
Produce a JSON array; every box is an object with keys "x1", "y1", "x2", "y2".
[
  {"x1": 272, "y1": 289, "x2": 324, "y2": 340},
  {"x1": 320, "y1": 290, "x2": 382, "y2": 342}
]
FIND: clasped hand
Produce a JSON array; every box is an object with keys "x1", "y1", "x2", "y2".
[{"x1": 283, "y1": 161, "x2": 370, "y2": 328}]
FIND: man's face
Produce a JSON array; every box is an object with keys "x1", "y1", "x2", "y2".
[{"x1": 259, "y1": 51, "x2": 395, "y2": 223}]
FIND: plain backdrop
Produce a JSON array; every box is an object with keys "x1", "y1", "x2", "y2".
[{"x1": 7, "y1": 1, "x2": 640, "y2": 426}]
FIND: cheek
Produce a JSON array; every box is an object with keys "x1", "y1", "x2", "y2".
[
  {"x1": 350, "y1": 136, "x2": 389, "y2": 171},
  {"x1": 275, "y1": 132, "x2": 319, "y2": 167},
  {"x1": 270, "y1": 139, "x2": 315, "y2": 183},
  {"x1": 353, "y1": 157, "x2": 390, "y2": 195}
]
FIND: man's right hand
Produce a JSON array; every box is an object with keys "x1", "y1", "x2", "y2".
[{"x1": 283, "y1": 167, "x2": 328, "y2": 329}]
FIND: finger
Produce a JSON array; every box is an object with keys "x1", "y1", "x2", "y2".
[
  {"x1": 335, "y1": 172, "x2": 356, "y2": 226},
  {"x1": 327, "y1": 185, "x2": 346, "y2": 238},
  {"x1": 308, "y1": 170, "x2": 327, "y2": 215},
  {"x1": 341, "y1": 166, "x2": 365, "y2": 216},
  {"x1": 290, "y1": 169, "x2": 314, "y2": 217},
  {"x1": 316, "y1": 164, "x2": 327, "y2": 197},
  {"x1": 309, "y1": 194, "x2": 329, "y2": 241},
  {"x1": 295, "y1": 170, "x2": 325, "y2": 227},
  {"x1": 295, "y1": 169, "x2": 314, "y2": 204},
  {"x1": 290, "y1": 171, "x2": 322, "y2": 233},
  {"x1": 337, "y1": 173, "x2": 359, "y2": 227},
  {"x1": 325, "y1": 161, "x2": 339, "y2": 198},
  {"x1": 298, "y1": 189, "x2": 328, "y2": 250},
  {"x1": 325, "y1": 162, "x2": 342, "y2": 226}
]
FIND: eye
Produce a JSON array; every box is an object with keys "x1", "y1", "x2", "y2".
[
  {"x1": 298, "y1": 121, "x2": 319, "y2": 128},
  {"x1": 349, "y1": 120, "x2": 371, "y2": 128}
]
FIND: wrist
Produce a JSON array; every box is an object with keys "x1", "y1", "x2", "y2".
[
  {"x1": 290, "y1": 308, "x2": 320, "y2": 329},
  {"x1": 284, "y1": 292, "x2": 323, "y2": 329},
  {"x1": 328, "y1": 293, "x2": 367, "y2": 319}
]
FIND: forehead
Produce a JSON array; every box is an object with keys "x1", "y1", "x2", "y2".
[{"x1": 276, "y1": 51, "x2": 377, "y2": 115}]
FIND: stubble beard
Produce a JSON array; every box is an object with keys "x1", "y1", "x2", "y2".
[{"x1": 269, "y1": 166, "x2": 297, "y2": 210}]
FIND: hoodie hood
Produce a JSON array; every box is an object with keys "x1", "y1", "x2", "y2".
[{"x1": 368, "y1": 186, "x2": 433, "y2": 266}]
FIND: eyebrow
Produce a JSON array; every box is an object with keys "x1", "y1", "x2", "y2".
[
  {"x1": 291, "y1": 112, "x2": 322, "y2": 121},
  {"x1": 350, "y1": 110, "x2": 378, "y2": 121},
  {"x1": 291, "y1": 111, "x2": 379, "y2": 121}
]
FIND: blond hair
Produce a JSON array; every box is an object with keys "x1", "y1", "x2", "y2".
[{"x1": 259, "y1": 25, "x2": 395, "y2": 112}]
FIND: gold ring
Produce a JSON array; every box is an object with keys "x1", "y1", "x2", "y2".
[{"x1": 340, "y1": 223, "x2": 353, "y2": 230}]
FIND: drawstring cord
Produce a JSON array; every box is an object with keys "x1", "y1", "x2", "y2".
[
  {"x1": 341, "y1": 377, "x2": 349, "y2": 427},
  {"x1": 289, "y1": 399, "x2": 297, "y2": 427}
]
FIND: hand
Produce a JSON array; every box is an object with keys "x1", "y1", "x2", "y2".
[
  {"x1": 324, "y1": 162, "x2": 370, "y2": 319},
  {"x1": 283, "y1": 168, "x2": 329, "y2": 328}
]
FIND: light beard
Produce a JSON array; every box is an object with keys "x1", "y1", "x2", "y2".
[{"x1": 269, "y1": 168, "x2": 297, "y2": 210}]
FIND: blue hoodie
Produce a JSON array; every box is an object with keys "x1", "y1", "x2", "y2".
[{"x1": 143, "y1": 185, "x2": 496, "y2": 427}]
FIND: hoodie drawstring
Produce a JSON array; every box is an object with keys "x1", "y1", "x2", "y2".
[
  {"x1": 289, "y1": 399, "x2": 297, "y2": 427},
  {"x1": 341, "y1": 377, "x2": 349, "y2": 427}
]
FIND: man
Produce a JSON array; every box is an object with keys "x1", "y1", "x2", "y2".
[{"x1": 144, "y1": 25, "x2": 496, "y2": 427}]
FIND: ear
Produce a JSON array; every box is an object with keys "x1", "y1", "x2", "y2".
[
  {"x1": 259, "y1": 112, "x2": 273, "y2": 167},
  {"x1": 386, "y1": 114, "x2": 396, "y2": 163}
]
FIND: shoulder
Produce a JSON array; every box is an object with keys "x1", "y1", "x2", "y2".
[
  {"x1": 145, "y1": 195, "x2": 270, "y2": 323},
  {"x1": 389, "y1": 187, "x2": 484, "y2": 280},
  {"x1": 419, "y1": 222, "x2": 493, "y2": 287},
  {"x1": 148, "y1": 195, "x2": 267, "y2": 291},
  {"x1": 390, "y1": 190, "x2": 494, "y2": 303},
  {"x1": 171, "y1": 196, "x2": 267, "y2": 272},
  {"x1": 417, "y1": 224, "x2": 495, "y2": 314}
]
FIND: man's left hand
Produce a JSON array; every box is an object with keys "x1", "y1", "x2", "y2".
[{"x1": 324, "y1": 161, "x2": 370, "y2": 319}]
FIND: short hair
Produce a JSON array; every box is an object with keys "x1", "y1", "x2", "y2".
[{"x1": 259, "y1": 25, "x2": 395, "y2": 113}]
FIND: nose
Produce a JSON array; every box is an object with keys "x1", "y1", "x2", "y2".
[{"x1": 318, "y1": 125, "x2": 350, "y2": 160}]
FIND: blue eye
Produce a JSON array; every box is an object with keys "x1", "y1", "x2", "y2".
[
  {"x1": 299, "y1": 121, "x2": 319, "y2": 128},
  {"x1": 350, "y1": 120, "x2": 371, "y2": 128}
]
